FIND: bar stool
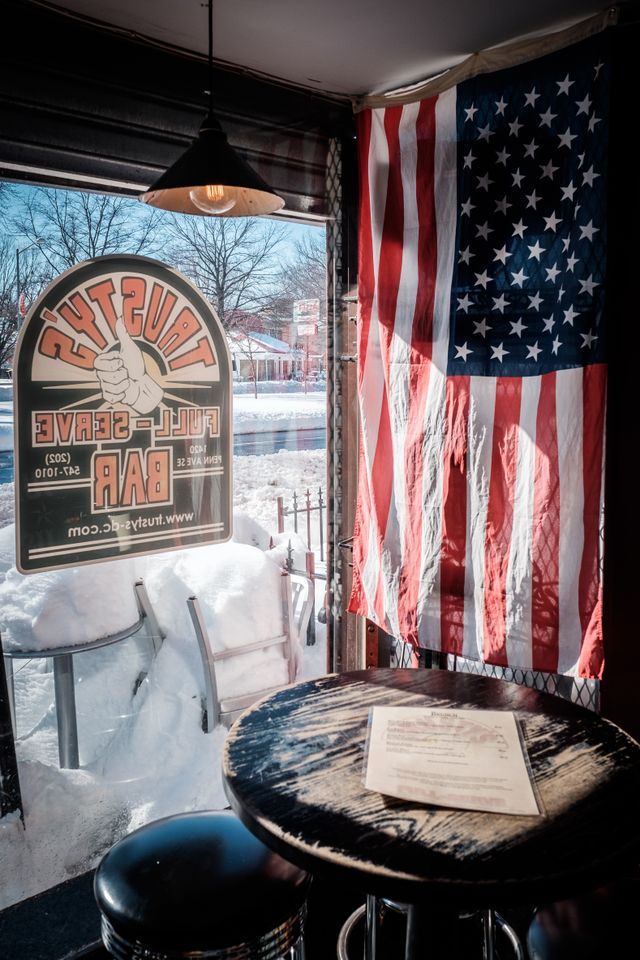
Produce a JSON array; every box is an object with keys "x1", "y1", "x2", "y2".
[
  {"x1": 94, "y1": 810, "x2": 309, "y2": 959},
  {"x1": 527, "y1": 876, "x2": 640, "y2": 960}
]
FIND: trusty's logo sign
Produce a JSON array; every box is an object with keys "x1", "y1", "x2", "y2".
[{"x1": 14, "y1": 255, "x2": 232, "y2": 573}]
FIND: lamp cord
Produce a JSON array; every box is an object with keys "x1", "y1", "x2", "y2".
[{"x1": 208, "y1": 0, "x2": 214, "y2": 117}]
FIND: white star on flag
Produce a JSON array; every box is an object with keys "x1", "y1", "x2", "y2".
[
  {"x1": 557, "y1": 74, "x2": 574, "y2": 95},
  {"x1": 544, "y1": 212, "x2": 562, "y2": 232},
  {"x1": 545, "y1": 265, "x2": 561, "y2": 283},
  {"x1": 579, "y1": 221, "x2": 599, "y2": 241},
  {"x1": 539, "y1": 107, "x2": 557, "y2": 127},
  {"x1": 583, "y1": 166, "x2": 600, "y2": 187},
  {"x1": 563, "y1": 305, "x2": 580, "y2": 326},
  {"x1": 492, "y1": 294, "x2": 508, "y2": 312},
  {"x1": 579, "y1": 275, "x2": 598, "y2": 296},
  {"x1": 473, "y1": 318, "x2": 492, "y2": 337},
  {"x1": 558, "y1": 127, "x2": 577, "y2": 149},
  {"x1": 540, "y1": 160, "x2": 559, "y2": 179},
  {"x1": 575, "y1": 94, "x2": 591, "y2": 115}
]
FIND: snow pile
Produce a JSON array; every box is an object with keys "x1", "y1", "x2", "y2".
[
  {"x1": 0, "y1": 549, "x2": 140, "y2": 652},
  {"x1": 0, "y1": 532, "x2": 317, "y2": 909},
  {"x1": 0, "y1": 419, "x2": 327, "y2": 908}
]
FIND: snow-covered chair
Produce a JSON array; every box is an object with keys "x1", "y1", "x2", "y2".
[
  {"x1": 290, "y1": 572, "x2": 314, "y2": 645},
  {"x1": 1, "y1": 575, "x2": 164, "y2": 769},
  {"x1": 187, "y1": 570, "x2": 313, "y2": 732}
]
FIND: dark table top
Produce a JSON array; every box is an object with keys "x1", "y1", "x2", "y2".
[{"x1": 223, "y1": 669, "x2": 640, "y2": 908}]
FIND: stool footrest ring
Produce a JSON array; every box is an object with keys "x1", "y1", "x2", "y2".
[{"x1": 337, "y1": 902, "x2": 524, "y2": 960}]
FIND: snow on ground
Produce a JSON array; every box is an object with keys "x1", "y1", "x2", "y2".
[
  {"x1": 233, "y1": 447, "x2": 325, "y2": 537},
  {"x1": 0, "y1": 388, "x2": 328, "y2": 910},
  {"x1": 233, "y1": 391, "x2": 325, "y2": 434}
]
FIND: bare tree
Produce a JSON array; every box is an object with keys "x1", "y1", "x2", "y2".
[
  {"x1": 168, "y1": 217, "x2": 287, "y2": 328},
  {"x1": 269, "y1": 230, "x2": 326, "y2": 320},
  {"x1": 9, "y1": 185, "x2": 161, "y2": 281},
  {"x1": 268, "y1": 230, "x2": 327, "y2": 391},
  {"x1": 0, "y1": 237, "x2": 44, "y2": 371}
]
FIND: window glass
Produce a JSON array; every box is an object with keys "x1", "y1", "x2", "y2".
[{"x1": 0, "y1": 182, "x2": 327, "y2": 908}]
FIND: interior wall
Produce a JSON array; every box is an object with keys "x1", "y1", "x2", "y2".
[{"x1": 600, "y1": 17, "x2": 640, "y2": 740}]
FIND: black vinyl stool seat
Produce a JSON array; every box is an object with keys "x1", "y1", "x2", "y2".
[{"x1": 94, "y1": 810, "x2": 310, "y2": 960}]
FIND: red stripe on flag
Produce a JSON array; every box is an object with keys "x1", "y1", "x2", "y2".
[
  {"x1": 397, "y1": 97, "x2": 438, "y2": 646},
  {"x1": 531, "y1": 372, "x2": 560, "y2": 674},
  {"x1": 578, "y1": 363, "x2": 606, "y2": 677},
  {"x1": 440, "y1": 376, "x2": 470, "y2": 655},
  {"x1": 371, "y1": 108, "x2": 404, "y2": 622},
  {"x1": 483, "y1": 378, "x2": 522, "y2": 666}
]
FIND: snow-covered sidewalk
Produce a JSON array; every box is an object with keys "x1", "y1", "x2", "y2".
[{"x1": 233, "y1": 390, "x2": 325, "y2": 434}]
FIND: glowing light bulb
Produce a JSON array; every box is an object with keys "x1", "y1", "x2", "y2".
[{"x1": 189, "y1": 184, "x2": 237, "y2": 214}]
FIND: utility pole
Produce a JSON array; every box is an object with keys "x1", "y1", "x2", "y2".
[{"x1": 15, "y1": 238, "x2": 43, "y2": 327}]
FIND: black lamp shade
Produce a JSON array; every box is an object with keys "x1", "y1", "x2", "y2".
[{"x1": 140, "y1": 117, "x2": 285, "y2": 217}]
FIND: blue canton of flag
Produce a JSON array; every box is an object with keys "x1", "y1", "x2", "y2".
[{"x1": 448, "y1": 37, "x2": 608, "y2": 377}]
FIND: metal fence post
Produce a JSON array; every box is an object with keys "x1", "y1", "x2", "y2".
[{"x1": 305, "y1": 551, "x2": 316, "y2": 646}]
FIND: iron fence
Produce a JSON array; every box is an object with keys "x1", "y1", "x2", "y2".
[{"x1": 277, "y1": 487, "x2": 325, "y2": 562}]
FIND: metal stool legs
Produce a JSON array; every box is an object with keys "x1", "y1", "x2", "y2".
[{"x1": 338, "y1": 897, "x2": 524, "y2": 960}]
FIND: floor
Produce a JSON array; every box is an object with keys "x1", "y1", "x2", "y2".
[{"x1": 1, "y1": 861, "x2": 638, "y2": 959}]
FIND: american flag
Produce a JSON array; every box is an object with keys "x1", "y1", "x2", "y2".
[{"x1": 348, "y1": 35, "x2": 609, "y2": 678}]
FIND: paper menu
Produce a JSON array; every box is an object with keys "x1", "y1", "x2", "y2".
[{"x1": 364, "y1": 706, "x2": 540, "y2": 816}]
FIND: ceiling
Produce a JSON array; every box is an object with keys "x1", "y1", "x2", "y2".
[{"x1": 39, "y1": 0, "x2": 606, "y2": 98}]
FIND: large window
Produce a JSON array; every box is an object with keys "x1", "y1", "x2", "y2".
[{"x1": 0, "y1": 182, "x2": 327, "y2": 909}]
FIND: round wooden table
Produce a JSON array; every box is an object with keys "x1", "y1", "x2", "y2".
[{"x1": 223, "y1": 669, "x2": 640, "y2": 956}]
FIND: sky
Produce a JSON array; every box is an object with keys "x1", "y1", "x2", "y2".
[{"x1": 1, "y1": 181, "x2": 324, "y2": 260}]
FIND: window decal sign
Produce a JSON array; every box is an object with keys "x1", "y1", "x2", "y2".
[{"x1": 14, "y1": 255, "x2": 232, "y2": 573}]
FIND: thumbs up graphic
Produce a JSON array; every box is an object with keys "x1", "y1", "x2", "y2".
[{"x1": 94, "y1": 318, "x2": 163, "y2": 414}]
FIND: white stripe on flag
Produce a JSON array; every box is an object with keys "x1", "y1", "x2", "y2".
[
  {"x1": 557, "y1": 367, "x2": 585, "y2": 674},
  {"x1": 381, "y1": 101, "x2": 421, "y2": 635},
  {"x1": 360, "y1": 108, "x2": 390, "y2": 619},
  {"x1": 462, "y1": 376, "x2": 496, "y2": 661},
  {"x1": 416, "y1": 87, "x2": 457, "y2": 650},
  {"x1": 505, "y1": 375, "x2": 541, "y2": 669}
]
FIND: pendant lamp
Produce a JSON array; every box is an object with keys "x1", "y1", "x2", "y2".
[{"x1": 140, "y1": 0, "x2": 284, "y2": 217}]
